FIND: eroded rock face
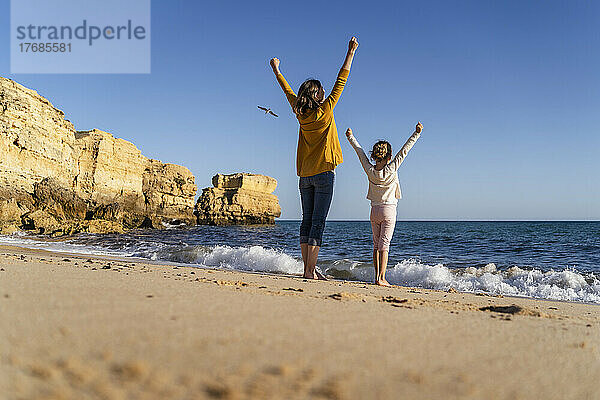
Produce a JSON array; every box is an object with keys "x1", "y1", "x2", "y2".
[
  {"x1": 143, "y1": 160, "x2": 198, "y2": 226},
  {"x1": 212, "y1": 173, "x2": 277, "y2": 194},
  {"x1": 0, "y1": 76, "x2": 197, "y2": 235},
  {"x1": 74, "y1": 129, "x2": 148, "y2": 207},
  {"x1": 195, "y1": 173, "x2": 281, "y2": 225},
  {"x1": 0, "y1": 76, "x2": 77, "y2": 193}
]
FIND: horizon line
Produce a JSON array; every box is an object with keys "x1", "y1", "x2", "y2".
[{"x1": 277, "y1": 219, "x2": 600, "y2": 222}]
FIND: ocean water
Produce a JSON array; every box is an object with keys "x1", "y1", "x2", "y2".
[{"x1": 1, "y1": 221, "x2": 599, "y2": 304}]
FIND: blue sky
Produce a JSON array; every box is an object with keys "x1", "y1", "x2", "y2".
[{"x1": 1, "y1": 0, "x2": 598, "y2": 220}]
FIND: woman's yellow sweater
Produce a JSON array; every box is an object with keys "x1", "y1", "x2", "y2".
[{"x1": 276, "y1": 69, "x2": 349, "y2": 177}]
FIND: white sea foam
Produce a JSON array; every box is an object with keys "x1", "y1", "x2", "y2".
[
  {"x1": 0, "y1": 233, "x2": 130, "y2": 257},
  {"x1": 384, "y1": 259, "x2": 600, "y2": 303},
  {"x1": 196, "y1": 245, "x2": 303, "y2": 274},
  {"x1": 127, "y1": 244, "x2": 303, "y2": 275},
  {"x1": 2, "y1": 234, "x2": 598, "y2": 303},
  {"x1": 163, "y1": 246, "x2": 600, "y2": 303}
]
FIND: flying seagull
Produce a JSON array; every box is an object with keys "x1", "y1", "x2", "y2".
[{"x1": 257, "y1": 106, "x2": 278, "y2": 117}]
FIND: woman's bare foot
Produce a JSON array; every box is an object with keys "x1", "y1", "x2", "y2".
[
  {"x1": 302, "y1": 268, "x2": 327, "y2": 280},
  {"x1": 376, "y1": 279, "x2": 392, "y2": 287},
  {"x1": 303, "y1": 272, "x2": 317, "y2": 280}
]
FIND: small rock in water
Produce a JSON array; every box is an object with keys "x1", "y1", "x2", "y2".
[{"x1": 102, "y1": 265, "x2": 111, "y2": 270}]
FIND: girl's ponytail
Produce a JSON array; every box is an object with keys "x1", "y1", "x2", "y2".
[{"x1": 370, "y1": 141, "x2": 392, "y2": 162}]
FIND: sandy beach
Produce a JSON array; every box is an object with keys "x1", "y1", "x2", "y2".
[{"x1": 1, "y1": 244, "x2": 598, "y2": 400}]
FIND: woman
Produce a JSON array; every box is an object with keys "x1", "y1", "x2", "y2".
[
  {"x1": 345, "y1": 123, "x2": 422, "y2": 286},
  {"x1": 270, "y1": 36, "x2": 359, "y2": 280}
]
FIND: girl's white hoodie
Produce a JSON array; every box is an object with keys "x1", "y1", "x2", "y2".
[{"x1": 347, "y1": 131, "x2": 420, "y2": 205}]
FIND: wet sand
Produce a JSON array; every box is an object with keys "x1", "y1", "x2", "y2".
[{"x1": 1, "y1": 244, "x2": 598, "y2": 399}]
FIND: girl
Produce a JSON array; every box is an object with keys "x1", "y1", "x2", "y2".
[
  {"x1": 270, "y1": 36, "x2": 359, "y2": 280},
  {"x1": 345, "y1": 123, "x2": 422, "y2": 286}
]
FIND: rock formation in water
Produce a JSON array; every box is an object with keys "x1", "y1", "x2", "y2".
[
  {"x1": 0, "y1": 76, "x2": 197, "y2": 235},
  {"x1": 195, "y1": 173, "x2": 281, "y2": 225}
]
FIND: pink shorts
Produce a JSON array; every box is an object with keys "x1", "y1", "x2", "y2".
[{"x1": 370, "y1": 204, "x2": 397, "y2": 251}]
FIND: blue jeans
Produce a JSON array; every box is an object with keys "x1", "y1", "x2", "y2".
[{"x1": 299, "y1": 171, "x2": 335, "y2": 247}]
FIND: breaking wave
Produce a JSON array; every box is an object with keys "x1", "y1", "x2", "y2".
[
  {"x1": 117, "y1": 244, "x2": 600, "y2": 304},
  {"x1": 1, "y1": 233, "x2": 599, "y2": 304}
]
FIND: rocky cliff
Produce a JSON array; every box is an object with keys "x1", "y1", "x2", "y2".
[
  {"x1": 0, "y1": 76, "x2": 197, "y2": 235},
  {"x1": 195, "y1": 173, "x2": 281, "y2": 225}
]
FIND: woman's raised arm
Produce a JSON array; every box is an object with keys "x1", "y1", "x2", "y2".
[
  {"x1": 341, "y1": 37, "x2": 359, "y2": 71},
  {"x1": 270, "y1": 58, "x2": 296, "y2": 108},
  {"x1": 324, "y1": 37, "x2": 359, "y2": 110}
]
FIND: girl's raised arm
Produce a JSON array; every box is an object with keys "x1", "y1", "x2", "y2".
[
  {"x1": 323, "y1": 37, "x2": 359, "y2": 110},
  {"x1": 345, "y1": 128, "x2": 373, "y2": 176},
  {"x1": 270, "y1": 58, "x2": 297, "y2": 108},
  {"x1": 387, "y1": 122, "x2": 423, "y2": 172}
]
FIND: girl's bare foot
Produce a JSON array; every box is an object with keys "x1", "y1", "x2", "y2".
[{"x1": 376, "y1": 279, "x2": 392, "y2": 287}]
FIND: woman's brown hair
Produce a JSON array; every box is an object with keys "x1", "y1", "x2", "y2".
[
  {"x1": 370, "y1": 140, "x2": 392, "y2": 162},
  {"x1": 293, "y1": 79, "x2": 322, "y2": 115}
]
